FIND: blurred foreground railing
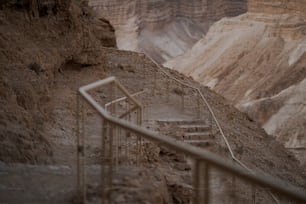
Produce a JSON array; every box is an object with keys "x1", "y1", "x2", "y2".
[{"x1": 76, "y1": 76, "x2": 306, "y2": 204}]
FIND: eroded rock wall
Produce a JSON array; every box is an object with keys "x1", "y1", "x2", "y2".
[
  {"x1": 90, "y1": 0, "x2": 247, "y2": 24},
  {"x1": 0, "y1": 0, "x2": 116, "y2": 163},
  {"x1": 89, "y1": 0, "x2": 247, "y2": 63},
  {"x1": 248, "y1": 0, "x2": 306, "y2": 18},
  {"x1": 165, "y1": 0, "x2": 306, "y2": 163}
]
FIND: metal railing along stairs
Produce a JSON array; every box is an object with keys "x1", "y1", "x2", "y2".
[
  {"x1": 101, "y1": 49, "x2": 285, "y2": 203},
  {"x1": 76, "y1": 76, "x2": 306, "y2": 204},
  {"x1": 144, "y1": 54, "x2": 283, "y2": 203}
]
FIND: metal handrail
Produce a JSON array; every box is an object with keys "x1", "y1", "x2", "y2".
[
  {"x1": 144, "y1": 54, "x2": 283, "y2": 202},
  {"x1": 96, "y1": 46, "x2": 253, "y2": 172},
  {"x1": 104, "y1": 89, "x2": 147, "y2": 110},
  {"x1": 76, "y1": 76, "x2": 144, "y2": 203},
  {"x1": 78, "y1": 47, "x2": 289, "y2": 203},
  {"x1": 78, "y1": 76, "x2": 306, "y2": 203},
  {"x1": 145, "y1": 54, "x2": 254, "y2": 171}
]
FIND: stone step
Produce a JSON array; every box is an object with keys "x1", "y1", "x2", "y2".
[
  {"x1": 183, "y1": 139, "x2": 211, "y2": 147},
  {"x1": 179, "y1": 124, "x2": 211, "y2": 132},
  {"x1": 156, "y1": 119, "x2": 207, "y2": 125},
  {"x1": 183, "y1": 132, "x2": 212, "y2": 140}
]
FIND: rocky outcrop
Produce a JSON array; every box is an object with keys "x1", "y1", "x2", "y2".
[
  {"x1": 90, "y1": 0, "x2": 247, "y2": 24},
  {"x1": 248, "y1": 0, "x2": 306, "y2": 18},
  {"x1": 165, "y1": 1, "x2": 306, "y2": 163},
  {"x1": 89, "y1": 0, "x2": 247, "y2": 63},
  {"x1": 0, "y1": 0, "x2": 116, "y2": 163}
]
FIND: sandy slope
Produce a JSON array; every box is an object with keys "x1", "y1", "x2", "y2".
[{"x1": 0, "y1": 0, "x2": 116, "y2": 163}]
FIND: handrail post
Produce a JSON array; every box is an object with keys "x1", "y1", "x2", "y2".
[
  {"x1": 166, "y1": 79, "x2": 170, "y2": 103},
  {"x1": 203, "y1": 162, "x2": 210, "y2": 204},
  {"x1": 126, "y1": 101, "x2": 131, "y2": 162},
  {"x1": 231, "y1": 175, "x2": 236, "y2": 204},
  {"x1": 81, "y1": 97, "x2": 86, "y2": 203},
  {"x1": 181, "y1": 84, "x2": 185, "y2": 111},
  {"x1": 114, "y1": 83, "x2": 119, "y2": 170},
  {"x1": 197, "y1": 94, "x2": 200, "y2": 119},
  {"x1": 136, "y1": 109, "x2": 141, "y2": 166},
  {"x1": 210, "y1": 111, "x2": 213, "y2": 136},
  {"x1": 193, "y1": 159, "x2": 200, "y2": 204},
  {"x1": 153, "y1": 69, "x2": 157, "y2": 95},
  {"x1": 138, "y1": 108, "x2": 143, "y2": 165},
  {"x1": 76, "y1": 93, "x2": 82, "y2": 202},
  {"x1": 110, "y1": 82, "x2": 114, "y2": 115},
  {"x1": 107, "y1": 122, "x2": 114, "y2": 203},
  {"x1": 143, "y1": 65, "x2": 146, "y2": 87},
  {"x1": 252, "y1": 185, "x2": 256, "y2": 204},
  {"x1": 194, "y1": 160, "x2": 210, "y2": 204},
  {"x1": 101, "y1": 119, "x2": 107, "y2": 204}
]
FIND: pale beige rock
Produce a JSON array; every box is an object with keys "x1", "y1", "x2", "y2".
[
  {"x1": 88, "y1": 0, "x2": 247, "y2": 63},
  {"x1": 165, "y1": 1, "x2": 306, "y2": 163}
]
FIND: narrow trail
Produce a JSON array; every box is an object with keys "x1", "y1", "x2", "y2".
[
  {"x1": 0, "y1": 50, "x2": 230, "y2": 203},
  {"x1": 1, "y1": 47, "x2": 306, "y2": 204}
]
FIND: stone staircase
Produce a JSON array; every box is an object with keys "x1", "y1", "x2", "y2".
[{"x1": 155, "y1": 119, "x2": 214, "y2": 148}]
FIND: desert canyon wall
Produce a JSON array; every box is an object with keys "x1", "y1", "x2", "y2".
[
  {"x1": 165, "y1": 0, "x2": 306, "y2": 163},
  {"x1": 248, "y1": 0, "x2": 306, "y2": 17},
  {"x1": 87, "y1": 0, "x2": 306, "y2": 164},
  {"x1": 88, "y1": 0, "x2": 247, "y2": 63}
]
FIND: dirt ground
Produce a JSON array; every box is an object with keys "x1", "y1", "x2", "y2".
[{"x1": 0, "y1": 1, "x2": 306, "y2": 203}]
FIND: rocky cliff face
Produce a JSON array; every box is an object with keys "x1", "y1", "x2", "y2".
[
  {"x1": 165, "y1": 1, "x2": 306, "y2": 163},
  {"x1": 0, "y1": 0, "x2": 116, "y2": 163},
  {"x1": 90, "y1": 0, "x2": 247, "y2": 24},
  {"x1": 248, "y1": 0, "x2": 306, "y2": 18},
  {"x1": 89, "y1": 0, "x2": 247, "y2": 63}
]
